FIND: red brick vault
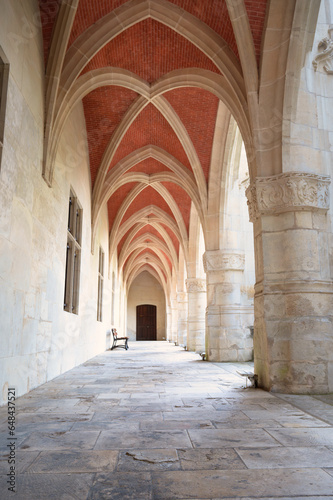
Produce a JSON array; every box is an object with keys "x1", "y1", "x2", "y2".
[{"x1": 39, "y1": 0, "x2": 268, "y2": 292}]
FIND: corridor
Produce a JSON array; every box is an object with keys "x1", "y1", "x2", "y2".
[{"x1": 1, "y1": 341, "x2": 333, "y2": 499}]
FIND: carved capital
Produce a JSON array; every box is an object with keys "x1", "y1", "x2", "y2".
[
  {"x1": 246, "y1": 172, "x2": 330, "y2": 221},
  {"x1": 313, "y1": 26, "x2": 333, "y2": 74},
  {"x1": 185, "y1": 278, "x2": 206, "y2": 293},
  {"x1": 203, "y1": 250, "x2": 245, "y2": 272}
]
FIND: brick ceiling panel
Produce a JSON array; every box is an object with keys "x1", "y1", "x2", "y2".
[
  {"x1": 160, "y1": 249, "x2": 173, "y2": 271},
  {"x1": 164, "y1": 88, "x2": 219, "y2": 182},
  {"x1": 107, "y1": 182, "x2": 138, "y2": 231},
  {"x1": 137, "y1": 248, "x2": 163, "y2": 259},
  {"x1": 39, "y1": 0, "x2": 62, "y2": 64},
  {"x1": 134, "y1": 249, "x2": 169, "y2": 277},
  {"x1": 81, "y1": 19, "x2": 221, "y2": 81},
  {"x1": 160, "y1": 223, "x2": 180, "y2": 255},
  {"x1": 118, "y1": 223, "x2": 178, "y2": 259},
  {"x1": 68, "y1": 0, "x2": 128, "y2": 47},
  {"x1": 160, "y1": 182, "x2": 192, "y2": 232},
  {"x1": 167, "y1": 0, "x2": 238, "y2": 58},
  {"x1": 83, "y1": 86, "x2": 138, "y2": 186},
  {"x1": 118, "y1": 223, "x2": 168, "y2": 258},
  {"x1": 117, "y1": 227, "x2": 138, "y2": 256},
  {"x1": 120, "y1": 186, "x2": 175, "y2": 226},
  {"x1": 244, "y1": 0, "x2": 268, "y2": 64},
  {"x1": 109, "y1": 104, "x2": 192, "y2": 173},
  {"x1": 133, "y1": 225, "x2": 167, "y2": 243},
  {"x1": 127, "y1": 158, "x2": 172, "y2": 175}
]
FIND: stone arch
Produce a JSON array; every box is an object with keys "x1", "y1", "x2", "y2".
[
  {"x1": 119, "y1": 233, "x2": 176, "y2": 273},
  {"x1": 58, "y1": 0, "x2": 244, "y2": 106},
  {"x1": 124, "y1": 251, "x2": 170, "y2": 292},
  {"x1": 124, "y1": 247, "x2": 172, "y2": 283},
  {"x1": 119, "y1": 229, "x2": 178, "y2": 274},
  {"x1": 127, "y1": 265, "x2": 170, "y2": 307},
  {"x1": 43, "y1": 0, "x2": 251, "y2": 186},
  {"x1": 50, "y1": 67, "x2": 252, "y2": 197},
  {"x1": 282, "y1": 0, "x2": 325, "y2": 174},
  {"x1": 109, "y1": 205, "x2": 187, "y2": 264},
  {"x1": 108, "y1": 183, "x2": 189, "y2": 262}
]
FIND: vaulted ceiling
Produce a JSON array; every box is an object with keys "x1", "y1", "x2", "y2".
[{"x1": 39, "y1": 0, "x2": 268, "y2": 293}]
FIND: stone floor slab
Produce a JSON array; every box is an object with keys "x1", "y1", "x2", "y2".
[
  {"x1": 117, "y1": 449, "x2": 181, "y2": 471},
  {"x1": 72, "y1": 420, "x2": 140, "y2": 432},
  {"x1": 213, "y1": 418, "x2": 281, "y2": 429},
  {"x1": 91, "y1": 410, "x2": 163, "y2": 422},
  {"x1": 0, "y1": 472, "x2": 94, "y2": 500},
  {"x1": 266, "y1": 427, "x2": 333, "y2": 446},
  {"x1": 324, "y1": 467, "x2": 333, "y2": 477},
  {"x1": 16, "y1": 412, "x2": 93, "y2": 423},
  {"x1": 151, "y1": 468, "x2": 333, "y2": 499},
  {"x1": 18, "y1": 430, "x2": 100, "y2": 451},
  {"x1": 242, "y1": 409, "x2": 329, "y2": 427},
  {"x1": 140, "y1": 420, "x2": 215, "y2": 431},
  {"x1": 0, "y1": 451, "x2": 39, "y2": 474},
  {"x1": 88, "y1": 471, "x2": 153, "y2": 499},
  {"x1": 27, "y1": 449, "x2": 118, "y2": 473},
  {"x1": 236, "y1": 445, "x2": 333, "y2": 469},
  {"x1": 163, "y1": 410, "x2": 248, "y2": 421},
  {"x1": 95, "y1": 430, "x2": 192, "y2": 450},
  {"x1": 177, "y1": 448, "x2": 247, "y2": 470},
  {"x1": 188, "y1": 428, "x2": 281, "y2": 448}
]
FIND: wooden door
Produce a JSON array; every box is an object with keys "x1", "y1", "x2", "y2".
[{"x1": 136, "y1": 304, "x2": 157, "y2": 340}]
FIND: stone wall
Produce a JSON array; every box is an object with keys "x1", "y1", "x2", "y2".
[{"x1": 0, "y1": 0, "x2": 112, "y2": 406}]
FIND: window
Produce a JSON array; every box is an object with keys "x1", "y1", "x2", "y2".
[
  {"x1": 0, "y1": 47, "x2": 9, "y2": 170},
  {"x1": 97, "y1": 246, "x2": 104, "y2": 321},
  {"x1": 64, "y1": 190, "x2": 82, "y2": 314}
]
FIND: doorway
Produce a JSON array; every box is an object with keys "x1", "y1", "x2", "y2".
[{"x1": 136, "y1": 304, "x2": 157, "y2": 340}]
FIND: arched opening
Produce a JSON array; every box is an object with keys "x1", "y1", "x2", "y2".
[{"x1": 127, "y1": 271, "x2": 166, "y2": 342}]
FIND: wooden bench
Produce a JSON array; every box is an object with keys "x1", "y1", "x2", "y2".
[{"x1": 111, "y1": 328, "x2": 129, "y2": 350}]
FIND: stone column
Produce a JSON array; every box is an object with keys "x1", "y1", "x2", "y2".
[
  {"x1": 204, "y1": 250, "x2": 254, "y2": 362},
  {"x1": 170, "y1": 294, "x2": 178, "y2": 344},
  {"x1": 166, "y1": 306, "x2": 172, "y2": 342},
  {"x1": 177, "y1": 291, "x2": 188, "y2": 347},
  {"x1": 185, "y1": 278, "x2": 206, "y2": 353},
  {"x1": 246, "y1": 172, "x2": 333, "y2": 393}
]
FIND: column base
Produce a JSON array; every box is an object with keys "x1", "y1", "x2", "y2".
[{"x1": 254, "y1": 284, "x2": 333, "y2": 394}]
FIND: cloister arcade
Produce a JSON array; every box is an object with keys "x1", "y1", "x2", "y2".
[{"x1": 0, "y1": 0, "x2": 332, "y2": 407}]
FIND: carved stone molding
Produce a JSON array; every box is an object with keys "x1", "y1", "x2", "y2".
[
  {"x1": 203, "y1": 250, "x2": 245, "y2": 272},
  {"x1": 245, "y1": 183, "x2": 259, "y2": 222},
  {"x1": 185, "y1": 278, "x2": 206, "y2": 293},
  {"x1": 313, "y1": 26, "x2": 333, "y2": 74},
  {"x1": 246, "y1": 172, "x2": 331, "y2": 221},
  {"x1": 177, "y1": 292, "x2": 187, "y2": 302}
]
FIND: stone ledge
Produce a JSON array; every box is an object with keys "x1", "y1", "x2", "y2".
[{"x1": 254, "y1": 279, "x2": 333, "y2": 295}]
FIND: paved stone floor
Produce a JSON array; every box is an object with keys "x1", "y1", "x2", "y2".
[{"x1": 1, "y1": 341, "x2": 333, "y2": 499}]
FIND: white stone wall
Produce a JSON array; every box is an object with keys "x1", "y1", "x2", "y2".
[
  {"x1": 0, "y1": 0, "x2": 112, "y2": 405},
  {"x1": 127, "y1": 271, "x2": 166, "y2": 341}
]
